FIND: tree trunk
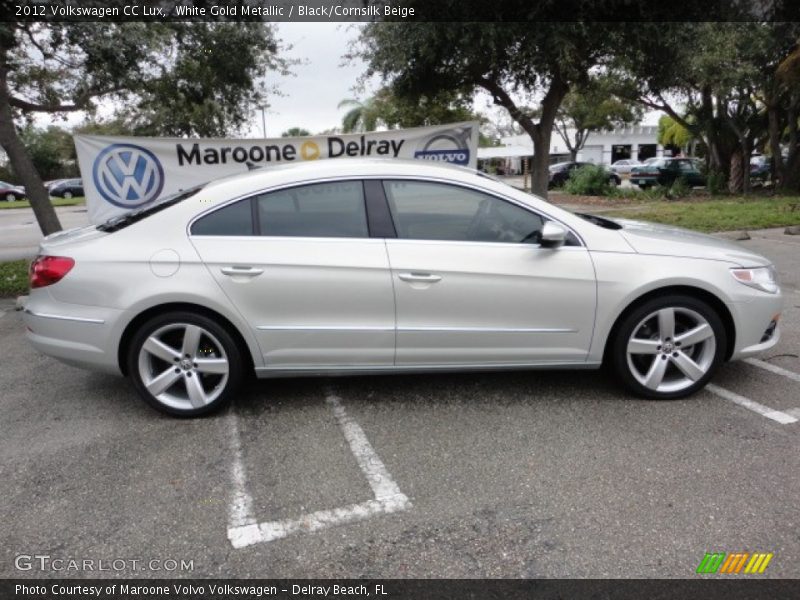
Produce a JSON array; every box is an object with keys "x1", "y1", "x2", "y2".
[
  {"x1": 767, "y1": 106, "x2": 785, "y2": 186},
  {"x1": 569, "y1": 149, "x2": 577, "y2": 161},
  {"x1": 530, "y1": 128, "x2": 551, "y2": 197},
  {"x1": 0, "y1": 66, "x2": 62, "y2": 235},
  {"x1": 728, "y1": 148, "x2": 743, "y2": 194}
]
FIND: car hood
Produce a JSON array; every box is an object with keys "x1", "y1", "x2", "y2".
[{"x1": 613, "y1": 218, "x2": 771, "y2": 267}]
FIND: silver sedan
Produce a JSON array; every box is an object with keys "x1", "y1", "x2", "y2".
[{"x1": 23, "y1": 159, "x2": 782, "y2": 416}]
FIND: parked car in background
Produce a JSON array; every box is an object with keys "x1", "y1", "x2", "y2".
[
  {"x1": 49, "y1": 178, "x2": 84, "y2": 199},
  {"x1": 630, "y1": 158, "x2": 706, "y2": 189},
  {"x1": 610, "y1": 159, "x2": 641, "y2": 174},
  {"x1": 548, "y1": 162, "x2": 621, "y2": 188},
  {"x1": 0, "y1": 180, "x2": 26, "y2": 202},
  {"x1": 750, "y1": 155, "x2": 770, "y2": 185},
  {"x1": 23, "y1": 159, "x2": 782, "y2": 416}
]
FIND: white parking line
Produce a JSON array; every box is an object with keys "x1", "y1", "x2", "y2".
[
  {"x1": 227, "y1": 391, "x2": 411, "y2": 549},
  {"x1": 227, "y1": 413, "x2": 256, "y2": 531},
  {"x1": 745, "y1": 358, "x2": 800, "y2": 384},
  {"x1": 706, "y1": 384, "x2": 798, "y2": 424}
]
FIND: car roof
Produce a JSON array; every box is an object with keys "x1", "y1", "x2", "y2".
[{"x1": 196, "y1": 158, "x2": 481, "y2": 198}]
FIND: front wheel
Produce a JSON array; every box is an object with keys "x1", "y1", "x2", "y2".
[
  {"x1": 611, "y1": 295, "x2": 726, "y2": 399},
  {"x1": 127, "y1": 312, "x2": 244, "y2": 417},
  {"x1": 63, "y1": 191, "x2": 73, "y2": 199},
  {"x1": 5, "y1": 193, "x2": 15, "y2": 202}
]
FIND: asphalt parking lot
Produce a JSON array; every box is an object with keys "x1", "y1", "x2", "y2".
[{"x1": 1, "y1": 230, "x2": 799, "y2": 579}]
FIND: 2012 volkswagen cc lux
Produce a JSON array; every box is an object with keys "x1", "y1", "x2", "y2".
[{"x1": 24, "y1": 160, "x2": 782, "y2": 416}]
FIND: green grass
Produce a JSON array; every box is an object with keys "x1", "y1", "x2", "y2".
[
  {"x1": 599, "y1": 196, "x2": 800, "y2": 232},
  {"x1": 0, "y1": 197, "x2": 85, "y2": 210},
  {"x1": 0, "y1": 260, "x2": 29, "y2": 298}
]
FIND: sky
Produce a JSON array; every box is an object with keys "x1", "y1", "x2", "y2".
[{"x1": 248, "y1": 23, "x2": 376, "y2": 137}]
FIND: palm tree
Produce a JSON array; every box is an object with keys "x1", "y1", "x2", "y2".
[{"x1": 337, "y1": 97, "x2": 382, "y2": 133}]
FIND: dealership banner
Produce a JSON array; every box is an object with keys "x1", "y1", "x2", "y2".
[{"x1": 73, "y1": 122, "x2": 478, "y2": 224}]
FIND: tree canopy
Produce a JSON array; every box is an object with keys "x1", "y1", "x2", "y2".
[{"x1": 0, "y1": 21, "x2": 289, "y2": 233}]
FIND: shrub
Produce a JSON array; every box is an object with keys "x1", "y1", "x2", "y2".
[
  {"x1": 667, "y1": 177, "x2": 691, "y2": 199},
  {"x1": 706, "y1": 169, "x2": 727, "y2": 195},
  {"x1": 563, "y1": 165, "x2": 612, "y2": 196}
]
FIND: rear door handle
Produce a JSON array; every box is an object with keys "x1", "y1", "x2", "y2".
[
  {"x1": 398, "y1": 272, "x2": 442, "y2": 283},
  {"x1": 221, "y1": 266, "x2": 264, "y2": 277}
]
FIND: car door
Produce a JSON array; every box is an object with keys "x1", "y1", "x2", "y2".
[
  {"x1": 381, "y1": 179, "x2": 597, "y2": 366},
  {"x1": 190, "y1": 179, "x2": 395, "y2": 370}
]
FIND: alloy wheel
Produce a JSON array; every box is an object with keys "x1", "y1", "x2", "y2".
[
  {"x1": 137, "y1": 323, "x2": 230, "y2": 411},
  {"x1": 625, "y1": 306, "x2": 716, "y2": 394}
]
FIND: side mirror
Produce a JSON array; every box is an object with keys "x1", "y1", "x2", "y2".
[{"x1": 540, "y1": 221, "x2": 567, "y2": 248}]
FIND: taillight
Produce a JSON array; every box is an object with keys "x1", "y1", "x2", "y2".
[{"x1": 29, "y1": 256, "x2": 75, "y2": 288}]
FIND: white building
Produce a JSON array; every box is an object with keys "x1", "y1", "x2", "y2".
[{"x1": 479, "y1": 125, "x2": 665, "y2": 173}]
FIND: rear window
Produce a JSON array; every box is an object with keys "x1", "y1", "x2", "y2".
[{"x1": 191, "y1": 199, "x2": 253, "y2": 236}]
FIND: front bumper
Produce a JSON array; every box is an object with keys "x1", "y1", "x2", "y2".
[{"x1": 727, "y1": 290, "x2": 783, "y2": 360}]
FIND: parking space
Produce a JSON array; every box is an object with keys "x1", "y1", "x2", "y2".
[{"x1": 1, "y1": 231, "x2": 799, "y2": 578}]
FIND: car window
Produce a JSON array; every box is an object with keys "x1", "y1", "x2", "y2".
[
  {"x1": 383, "y1": 180, "x2": 545, "y2": 244},
  {"x1": 677, "y1": 160, "x2": 694, "y2": 172},
  {"x1": 256, "y1": 180, "x2": 368, "y2": 238},
  {"x1": 191, "y1": 198, "x2": 253, "y2": 236}
]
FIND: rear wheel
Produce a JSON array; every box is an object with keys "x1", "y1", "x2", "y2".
[
  {"x1": 5, "y1": 193, "x2": 15, "y2": 202},
  {"x1": 611, "y1": 295, "x2": 726, "y2": 399},
  {"x1": 63, "y1": 191, "x2": 73, "y2": 199},
  {"x1": 127, "y1": 312, "x2": 244, "y2": 417}
]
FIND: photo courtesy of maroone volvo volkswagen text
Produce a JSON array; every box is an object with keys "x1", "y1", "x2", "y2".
[{"x1": 23, "y1": 159, "x2": 782, "y2": 416}]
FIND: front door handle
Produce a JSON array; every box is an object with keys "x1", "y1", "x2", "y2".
[
  {"x1": 221, "y1": 266, "x2": 264, "y2": 277},
  {"x1": 398, "y1": 272, "x2": 442, "y2": 283}
]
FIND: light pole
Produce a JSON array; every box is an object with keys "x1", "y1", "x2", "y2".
[{"x1": 260, "y1": 107, "x2": 267, "y2": 138}]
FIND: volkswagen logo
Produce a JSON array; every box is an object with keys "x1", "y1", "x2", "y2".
[{"x1": 92, "y1": 144, "x2": 164, "y2": 208}]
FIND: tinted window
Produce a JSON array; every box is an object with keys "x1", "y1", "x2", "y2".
[
  {"x1": 383, "y1": 180, "x2": 545, "y2": 244},
  {"x1": 191, "y1": 199, "x2": 253, "y2": 236},
  {"x1": 256, "y1": 180, "x2": 368, "y2": 238}
]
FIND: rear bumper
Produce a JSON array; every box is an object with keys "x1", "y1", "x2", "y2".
[{"x1": 23, "y1": 295, "x2": 124, "y2": 375}]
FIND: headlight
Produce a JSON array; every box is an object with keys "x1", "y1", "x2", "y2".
[{"x1": 730, "y1": 266, "x2": 779, "y2": 294}]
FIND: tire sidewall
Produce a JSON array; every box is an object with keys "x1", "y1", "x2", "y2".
[
  {"x1": 612, "y1": 294, "x2": 727, "y2": 400},
  {"x1": 127, "y1": 311, "x2": 244, "y2": 417}
]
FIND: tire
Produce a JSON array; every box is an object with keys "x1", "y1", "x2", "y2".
[
  {"x1": 5, "y1": 193, "x2": 15, "y2": 202},
  {"x1": 127, "y1": 311, "x2": 245, "y2": 417},
  {"x1": 63, "y1": 191, "x2": 73, "y2": 199},
  {"x1": 610, "y1": 294, "x2": 726, "y2": 400},
  {"x1": 637, "y1": 184, "x2": 651, "y2": 190}
]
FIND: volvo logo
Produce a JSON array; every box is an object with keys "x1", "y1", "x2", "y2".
[
  {"x1": 92, "y1": 144, "x2": 164, "y2": 208},
  {"x1": 414, "y1": 126, "x2": 473, "y2": 166}
]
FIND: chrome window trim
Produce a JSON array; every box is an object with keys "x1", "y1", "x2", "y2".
[{"x1": 186, "y1": 174, "x2": 585, "y2": 247}]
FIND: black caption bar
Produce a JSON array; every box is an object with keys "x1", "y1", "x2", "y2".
[
  {"x1": 5, "y1": 0, "x2": 800, "y2": 22},
  {"x1": 3, "y1": 579, "x2": 799, "y2": 600}
]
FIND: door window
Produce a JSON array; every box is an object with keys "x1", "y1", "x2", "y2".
[
  {"x1": 257, "y1": 180, "x2": 368, "y2": 238},
  {"x1": 191, "y1": 180, "x2": 369, "y2": 238},
  {"x1": 383, "y1": 180, "x2": 545, "y2": 244}
]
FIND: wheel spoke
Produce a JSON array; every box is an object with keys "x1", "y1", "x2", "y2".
[
  {"x1": 644, "y1": 356, "x2": 669, "y2": 390},
  {"x1": 194, "y1": 358, "x2": 228, "y2": 375},
  {"x1": 657, "y1": 308, "x2": 675, "y2": 340},
  {"x1": 146, "y1": 367, "x2": 182, "y2": 396},
  {"x1": 628, "y1": 338, "x2": 661, "y2": 355},
  {"x1": 142, "y1": 336, "x2": 180, "y2": 363},
  {"x1": 671, "y1": 351, "x2": 705, "y2": 381},
  {"x1": 185, "y1": 375, "x2": 208, "y2": 408},
  {"x1": 181, "y1": 325, "x2": 202, "y2": 358},
  {"x1": 675, "y1": 323, "x2": 713, "y2": 347}
]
